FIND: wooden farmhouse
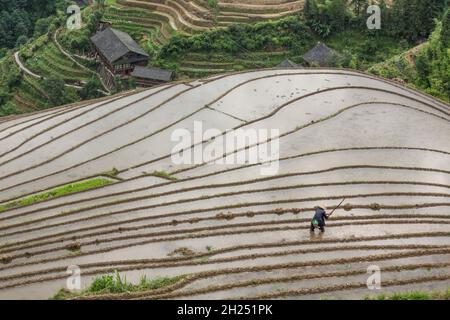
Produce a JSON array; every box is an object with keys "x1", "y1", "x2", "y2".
[
  {"x1": 91, "y1": 27, "x2": 149, "y2": 76},
  {"x1": 277, "y1": 59, "x2": 299, "y2": 69},
  {"x1": 90, "y1": 27, "x2": 174, "y2": 88},
  {"x1": 303, "y1": 42, "x2": 339, "y2": 67},
  {"x1": 131, "y1": 66, "x2": 174, "y2": 87}
]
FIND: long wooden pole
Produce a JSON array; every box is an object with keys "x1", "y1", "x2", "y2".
[{"x1": 329, "y1": 198, "x2": 346, "y2": 216}]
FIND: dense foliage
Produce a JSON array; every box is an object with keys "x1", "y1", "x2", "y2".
[
  {"x1": 40, "y1": 76, "x2": 78, "y2": 106},
  {"x1": 369, "y1": 10, "x2": 449, "y2": 102},
  {"x1": 159, "y1": 17, "x2": 314, "y2": 58},
  {"x1": 415, "y1": 15, "x2": 450, "y2": 101},
  {"x1": 304, "y1": 0, "x2": 351, "y2": 37},
  {"x1": 0, "y1": 0, "x2": 56, "y2": 50},
  {"x1": 0, "y1": 2, "x2": 104, "y2": 116},
  {"x1": 304, "y1": 0, "x2": 448, "y2": 42},
  {"x1": 389, "y1": 0, "x2": 447, "y2": 43},
  {"x1": 1, "y1": 1, "x2": 449, "y2": 116},
  {"x1": 59, "y1": 8, "x2": 103, "y2": 54},
  {"x1": 0, "y1": 56, "x2": 21, "y2": 116}
]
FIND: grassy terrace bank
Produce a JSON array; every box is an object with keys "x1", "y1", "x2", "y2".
[
  {"x1": 0, "y1": 177, "x2": 115, "y2": 213},
  {"x1": 365, "y1": 288, "x2": 450, "y2": 300},
  {"x1": 52, "y1": 269, "x2": 450, "y2": 300},
  {"x1": 52, "y1": 271, "x2": 185, "y2": 300}
]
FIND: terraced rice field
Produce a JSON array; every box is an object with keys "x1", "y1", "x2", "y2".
[
  {"x1": 0, "y1": 55, "x2": 50, "y2": 114},
  {"x1": 108, "y1": 0, "x2": 304, "y2": 40},
  {"x1": 24, "y1": 42, "x2": 92, "y2": 84},
  {"x1": 179, "y1": 51, "x2": 297, "y2": 78},
  {"x1": 13, "y1": 77, "x2": 49, "y2": 112},
  {"x1": 0, "y1": 68, "x2": 449, "y2": 299},
  {"x1": 103, "y1": 6, "x2": 178, "y2": 46},
  {"x1": 104, "y1": 1, "x2": 306, "y2": 77}
]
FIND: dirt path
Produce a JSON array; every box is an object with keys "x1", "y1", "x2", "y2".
[
  {"x1": 13, "y1": 50, "x2": 108, "y2": 94},
  {"x1": 14, "y1": 51, "x2": 41, "y2": 79},
  {"x1": 53, "y1": 29, "x2": 110, "y2": 94}
]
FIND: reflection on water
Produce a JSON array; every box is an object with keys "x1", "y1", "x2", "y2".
[{"x1": 309, "y1": 230, "x2": 324, "y2": 241}]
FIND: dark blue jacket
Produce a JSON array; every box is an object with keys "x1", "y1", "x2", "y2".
[{"x1": 312, "y1": 207, "x2": 328, "y2": 226}]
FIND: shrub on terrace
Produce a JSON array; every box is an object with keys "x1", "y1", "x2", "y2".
[
  {"x1": 158, "y1": 17, "x2": 314, "y2": 59},
  {"x1": 40, "y1": 76, "x2": 79, "y2": 106},
  {"x1": 59, "y1": 8, "x2": 103, "y2": 54},
  {"x1": 80, "y1": 77, "x2": 104, "y2": 100}
]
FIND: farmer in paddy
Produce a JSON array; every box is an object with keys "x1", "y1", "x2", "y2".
[{"x1": 310, "y1": 205, "x2": 330, "y2": 233}]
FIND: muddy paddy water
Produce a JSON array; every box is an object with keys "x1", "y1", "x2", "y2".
[{"x1": 0, "y1": 69, "x2": 448, "y2": 299}]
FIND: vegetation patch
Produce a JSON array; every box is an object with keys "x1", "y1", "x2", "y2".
[
  {"x1": 52, "y1": 270, "x2": 185, "y2": 299},
  {"x1": 365, "y1": 288, "x2": 450, "y2": 300},
  {"x1": 102, "y1": 167, "x2": 120, "y2": 178},
  {"x1": 168, "y1": 247, "x2": 196, "y2": 257},
  {"x1": 153, "y1": 170, "x2": 178, "y2": 181},
  {"x1": 2, "y1": 1, "x2": 448, "y2": 114},
  {"x1": 0, "y1": 177, "x2": 114, "y2": 213},
  {"x1": 153, "y1": 16, "x2": 315, "y2": 74},
  {"x1": 65, "y1": 242, "x2": 82, "y2": 252},
  {"x1": 0, "y1": 254, "x2": 13, "y2": 264},
  {"x1": 343, "y1": 203, "x2": 353, "y2": 211},
  {"x1": 369, "y1": 14, "x2": 449, "y2": 102}
]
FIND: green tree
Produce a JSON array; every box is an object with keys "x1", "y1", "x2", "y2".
[
  {"x1": 15, "y1": 35, "x2": 28, "y2": 47},
  {"x1": 207, "y1": 0, "x2": 218, "y2": 9},
  {"x1": 415, "y1": 20, "x2": 450, "y2": 101},
  {"x1": 350, "y1": 0, "x2": 368, "y2": 16},
  {"x1": 34, "y1": 17, "x2": 54, "y2": 37},
  {"x1": 0, "y1": 48, "x2": 6, "y2": 59},
  {"x1": 327, "y1": 0, "x2": 350, "y2": 31},
  {"x1": 80, "y1": 78, "x2": 103, "y2": 100},
  {"x1": 441, "y1": 9, "x2": 450, "y2": 47},
  {"x1": 40, "y1": 76, "x2": 71, "y2": 106},
  {"x1": 0, "y1": 0, "x2": 56, "y2": 49},
  {"x1": 0, "y1": 101, "x2": 18, "y2": 116},
  {"x1": 304, "y1": 0, "x2": 313, "y2": 18},
  {"x1": 303, "y1": 0, "x2": 350, "y2": 37},
  {"x1": 390, "y1": 0, "x2": 447, "y2": 43},
  {"x1": 378, "y1": 0, "x2": 389, "y2": 31},
  {"x1": 0, "y1": 88, "x2": 11, "y2": 107}
]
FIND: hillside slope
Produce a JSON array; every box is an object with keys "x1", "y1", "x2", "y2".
[
  {"x1": 0, "y1": 68, "x2": 449, "y2": 299},
  {"x1": 369, "y1": 19, "x2": 449, "y2": 102},
  {"x1": 3, "y1": 2, "x2": 448, "y2": 117}
]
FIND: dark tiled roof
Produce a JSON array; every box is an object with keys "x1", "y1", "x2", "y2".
[
  {"x1": 131, "y1": 66, "x2": 173, "y2": 82},
  {"x1": 90, "y1": 28, "x2": 149, "y2": 64},
  {"x1": 277, "y1": 59, "x2": 298, "y2": 68},
  {"x1": 303, "y1": 42, "x2": 336, "y2": 66}
]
